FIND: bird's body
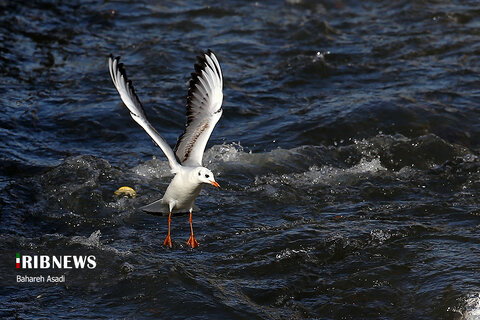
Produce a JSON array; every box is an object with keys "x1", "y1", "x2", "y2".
[
  {"x1": 142, "y1": 167, "x2": 204, "y2": 214},
  {"x1": 107, "y1": 50, "x2": 224, "y2": 248}
]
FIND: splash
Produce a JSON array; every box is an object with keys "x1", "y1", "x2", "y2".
[
  {"x1": 131, "y1": 157, "x2": 171, "y2": 180},
  {"x1": 462, "y1": 293, "x2": 480, "y2": 320},
  {"x1": 70, "y1": 230, "x2": 102, "y2": 248}
]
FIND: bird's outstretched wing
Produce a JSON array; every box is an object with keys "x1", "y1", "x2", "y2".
[
  {"x1": 108, "y1": 55, "x2": 180, "y2": 171},
  {"x1": 174, "y1": 50, "x2": 223, "y2": 167}
]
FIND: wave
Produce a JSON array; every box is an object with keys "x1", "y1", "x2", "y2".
[{"x1": 27, "y1": 133, "x2": 478, "y2": 216}]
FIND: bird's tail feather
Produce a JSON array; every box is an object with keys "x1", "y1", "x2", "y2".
[
  {"x1": 140, "y1": 199, "x2": 201, "y2": 215},
  {"x1": 141, "y1": 199, "x2": 169, "y2": 215}
]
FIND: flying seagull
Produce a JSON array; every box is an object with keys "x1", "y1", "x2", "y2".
[{"x1": 108, "y1": 50, "x2": 223, "y2": 248}]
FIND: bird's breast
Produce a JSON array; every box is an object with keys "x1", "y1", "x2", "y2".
[{"x1": 163, "y1": 175, "x2": 203, "y2": 209}]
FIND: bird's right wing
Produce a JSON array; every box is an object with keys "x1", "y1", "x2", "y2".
[{"x1": 108, "y1": 55, "x2": 180, "y2": 171}]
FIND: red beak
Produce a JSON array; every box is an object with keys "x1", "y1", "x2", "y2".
[{"x1": 210, "y1": 180, "x2": 220, "y2": 188}]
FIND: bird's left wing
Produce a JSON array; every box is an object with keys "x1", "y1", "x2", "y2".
[
  {"x1": 174, "y1": 50, "x2": 223, "y2": 167},
  {"x1": 108, "y1": 55, "x2": 180, "y2": 171}
]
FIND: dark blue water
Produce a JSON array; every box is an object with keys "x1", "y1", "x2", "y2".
[{"x1": 1, "y1": 0, "x2": 480, "y2": 319}]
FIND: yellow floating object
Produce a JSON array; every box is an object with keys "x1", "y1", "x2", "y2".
[{"x1": 114, "y1": 186, "x2": 136, "y2": 198}]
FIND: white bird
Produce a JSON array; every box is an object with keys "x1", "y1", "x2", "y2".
[{"x1": 108, "y1": 50, "x2": 223, "y2": 248}]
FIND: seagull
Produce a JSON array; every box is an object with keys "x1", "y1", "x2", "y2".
[{"x1": 108, "y1": 50, "x2": 223, "y2": 248}]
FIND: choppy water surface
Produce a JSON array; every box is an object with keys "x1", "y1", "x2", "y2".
[{"x1": 1, "y1": 0, "x2": 480, "y2": 319}]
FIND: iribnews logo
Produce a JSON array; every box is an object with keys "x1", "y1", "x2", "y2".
[{"x1": 15, "y1": 253, "x2": 97, "y2": 269}]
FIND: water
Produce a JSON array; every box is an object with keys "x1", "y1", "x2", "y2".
[{"x1": 1, "y1": 0, "x2": 480, "y2": 319}]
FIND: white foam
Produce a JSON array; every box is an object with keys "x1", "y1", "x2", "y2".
[
  {"x1": 69, "y1": 230, "x2": 132, "y2": 256},
  {"x1": 275, "y1": 248, "x2": 309, "y2": 260},
  {"x1": 204, "y1": 142, "x2": 247, "y2": 163},
  {"x1": 311, "y1": 157, "x2": 386, "y2": 184},
  {"x1": 106, "y1": 197, "x2": 132, "y2": 211},
  {"x1": 370, "y1": 229, "x2": 392, "y2": 244},
  {"x1": 254, "y1": 157, "x2": 386, "y2": 188},
  {"x1": 131, "y1": 156, "x2": 171, "y2": 179},
  {"x1": 349, "y1": 158, "x2": 386, "y2": 174},
  {"x1": 462, "y1": 293, "x2": 480, "y2": 320},
  {"x1": 70, "y1": 230, "x2": 102, "y2": 248}
]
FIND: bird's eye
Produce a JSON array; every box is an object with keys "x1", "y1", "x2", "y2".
[
  {"x1": 198, "y1": 172, "x2": 201, "y2": 176},
  {"x1": 205, "y1": 174, "x2": 210, "y2": 178}
]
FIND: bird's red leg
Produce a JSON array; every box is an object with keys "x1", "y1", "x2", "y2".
[
  {"x1": 163, "y1": 211, "x2": 172, "y2": 247},
  {"x1": 187, "y1": 210, "x2": 199, "y2": 248}
]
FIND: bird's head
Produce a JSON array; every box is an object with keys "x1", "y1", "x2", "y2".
[{"x1": 195, "y1": 167, "x2": 220, "y2": 188}]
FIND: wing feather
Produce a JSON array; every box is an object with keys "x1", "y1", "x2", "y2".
[
  {"x1": 108, "y1": 55, "x2": 180, "y2": 171},
  {"x1": 174, "y1": 50, "x2": 224, "y2": 167}
]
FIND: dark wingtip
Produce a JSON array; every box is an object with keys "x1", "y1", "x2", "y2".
[
  {"x1": 108, "y1": 54, "x2": 121, "y2": 62},
  {"x1": 117, "y1": 63, "x2": 127, "y2": 78},
  {"x1": 108, "y1": 55, "x2": 146, "y2": 115},
  {"x1": 193, "y1": 63, "x2": 202, "y2": 74},
  {"x1": 185, "y1": 50, "x2": 215, "y2": 112}
]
